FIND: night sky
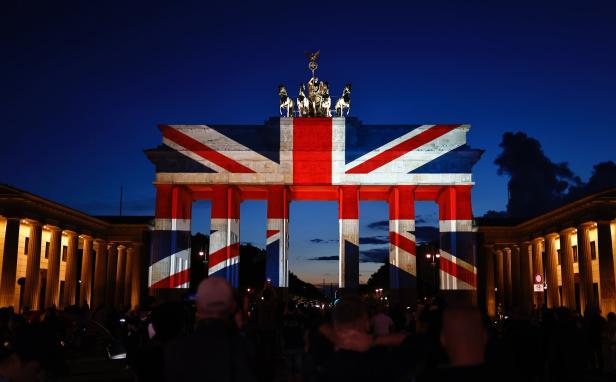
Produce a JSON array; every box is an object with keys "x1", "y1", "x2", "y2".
[{"x1": 2, "y1": 1, "x2": 615, "y2": 284}]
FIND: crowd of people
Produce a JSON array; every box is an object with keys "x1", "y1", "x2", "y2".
[{"x1": 1, "y1": 280, "x2": 616, "y2": 381}]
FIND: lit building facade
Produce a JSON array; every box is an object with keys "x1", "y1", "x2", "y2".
[
  {"x1": 0, "y1": 184, "x2": 152, "y2": 311},
  {"x1": 477, "y1": 188, "x2": 616, "y2": 317}
]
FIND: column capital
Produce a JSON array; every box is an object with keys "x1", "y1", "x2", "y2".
[
  {"x1": 79, "y1": 234, "x2": 93, "y2": 241},
  {"x1": 559, "y1": 227, "x2": 576, "y2": 236},
  {"x1": 22, "y1": 218, "x2": 41, "y2": 227},
  {"x1": 578, "y1": 221, "x2": 596, "y2": 230},
  {"x1": 532, "y1": 237, "x2": 544, "y2": 243},
  {"x1": 117, "y1": 244, "x2": 127, "y2": 251},
  {"x1": 43, "y1": 224, "x2": 61, "y2": 232},
  {"x1": 503, "y1": 246, "x2": 512, "y2": 254},
  {"x1": 544, "y1": 232, "x2": 559, "y2": 240},
  {"x1": 93, "y1": 238, "x2": 107, "y2": 246},
  {"x1": 63, "y1": 230, "x2": 78, "y2": 237}
]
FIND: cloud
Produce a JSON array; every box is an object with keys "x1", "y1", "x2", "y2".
[
  {"x1": 310, "y1": 238, "x2": 337, "y2": 244},
  {"x1": 367, "y1": 220, "x2": 388, "y2": 231},
  {"x1": 360, "y1": 247, "x2": 388, "y2": 263},
  {"x1": 308, "y1": 255, "x2": 339, "y2": 261},
  {"x1": 415, "y1": 226, "x2": 439, "y2": 244},
  {"x1": 359, "y1": 236, "x2": 388, "y2": 245}
]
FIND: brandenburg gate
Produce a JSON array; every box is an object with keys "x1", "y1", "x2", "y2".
[{"x1": 145, "y1": 55, "x2": 483, "y2": 303}]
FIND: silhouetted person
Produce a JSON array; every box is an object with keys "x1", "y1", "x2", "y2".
[
  {"x1": 419, "y1": 306, "x2": 491, "y2": 382},
  {"x1": 132, "y1": 302, "x2": 185, "y2": 382},
  {"x1": 164, "y1": 277, "x2": 256, "y2": 382},
  {"x1": 318, "y1": 296, "x2": 396, "y2": 382}
]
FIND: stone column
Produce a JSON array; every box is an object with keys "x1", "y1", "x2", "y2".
[
  {"x1": 124, "y1": 246, "x2": 133, "y2": 306},
  {"x1": 105, "y1": 244, "x2": 118, "y2": 307},
  {"x1": 0, "y1": 218, "x2": 21, "y2": 307},
  {"x1": 577, "y1": 222, "x2": 596, "y2": 312},
  {"x1": 388, "y1": 186, "x2": 416, "y2": 302},
  {"x1": 80, "y1": 235, "x2": 93, "y2": 306},
  {"x1": 484, "y1": 245, "x2": 496, "y2": 317},
  {"x1": 339, "y1": 186, "x2": 359, "y2": 289},
  {"x1": 437, "y1": 185, "x2": 476, "y2": 304},
  {"x1": 531, "y1": 238, "x2": 544, "y2": 307},
  {"x1": 150, "y1": 184, "x2": 192, "y2": 291},
  {"x1": 208, "y1": 186, "x2": 239, "y2": 286},
  {"x1": 92, "y1": 239, "x2": 107, "y2": 308},
  {"x1": 519, "y1": 242, "x2": 533, "y2": 315},
  {"x1": 63, "y1": 231, "x2": 79, "y2": 307},
  {"x1": 503, "y1": 247, "x2": 513, "y2": 311},
  {"x1": 265, "y1": 186, "x2": 290, "y2": 287},
  {"x1": 23, "y1": 221, "x2": 42, "y2": 310},
  {"x1": 559, "y1": 228, "x2": 576, "y2": 309},
  {"x1": 131, "y1": 243, "x2": 143, "y2": 308},
  {"x1": 495, "y1": 248, "x2": 505, "y2": 308},
  {"x1": 115, "y1": 245, "x2": 126, "y2": 307},
  {"x1": 44, "y1": 226, "x2": 62, "y2": 308},
  {"x1": 511, "y1": 245, "x2": 521, "y2": 310},
  {"x1": 597, "y1": 220, "x2": 616, "y2": 315},
  {"x1": 544, "y1": 233, "x2": 560, "y2": 308}
]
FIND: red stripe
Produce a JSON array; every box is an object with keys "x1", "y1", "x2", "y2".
[
  {"x1": 346, "y1": 125, "x2": 459, "y2": 174},
  {"x1": 293, "y1": 118, "x2": 332, "y2": 185},
  {"x1": 266, "y1": 186, "x2": 289, "y2": 219},
  {"x1": 211, "y1": 186, "x2": 241, "y2": 219},
  {"x1": 439, "y1": 256, "x2": 477, "y2": 288},
  {"x1": 388, "y1": 186, "x2": 415, "y2": 220},
  {"x1": 150, "y1": 268, "x2": 190, "y2": 289},
  {"x1": 338, "y1": 186, "x2": 359, "y2": 219},
  {"x1": 389, "y1": 232, "x2": 416, "y2": 255},
  {"x1": 208, "y1": 243, "x2": 240, "y2": 268},
  {"x1": 266, "y1": 230, "x2": 279, "y2": 239},
  {"x1": 438, "y1": 185, "x2": 473, "y2": 220},
  {"x1": 161, "y1": 125, "x2": 255, "y2": 173}
]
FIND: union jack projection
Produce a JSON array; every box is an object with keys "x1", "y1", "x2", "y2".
[{"x1": 145, "y1": 117, "x2": 482, "y2": 295}]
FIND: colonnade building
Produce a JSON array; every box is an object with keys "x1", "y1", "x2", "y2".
[
  {"x1": 0, "y1": 184, "x2": 151, "y2": 312},
  {"x1": 477, "y1": 188, "x2": 616, "y2": 317}
]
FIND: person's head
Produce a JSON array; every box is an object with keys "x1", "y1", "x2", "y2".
[
  {"x1": 0, "y1": 323, "x2": 65, "y2": 381},
  {"x1": 440, "y1": 306, "x2": 487, "y2": 366},
  {"x1": 195, "y1": 277, "x2": 236, "y2": 321},
  {"x1": 332, "y1": 296, "x2": 368, "y2": 333}
]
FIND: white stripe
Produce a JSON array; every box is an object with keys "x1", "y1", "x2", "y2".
[
  {"x1": 155, "y1": 218, "x2": 191, "y2": 231},
  {"x1": 331, "y1": 117, "x2": 346, "y2": 185},
  {"x1": 148, "y1": 248, "x2": 190, "y2": 286},
  {"x1": 208, "y1": 255, "x2": 239, "y2": 275},
  {"x1": 168, "y1": 125, "x2": 279, "y2": 173},
  {"x1": 163, "y1": 137, "x2": 227, "y2": 173},
  {"x1": 209, "y1": 218, "x2": 240, "y2": 254},
  {"x1": 280, "y1": 118, "x2": 294, "y2": 184},
  {"x1": 266, "y1": 232, "x2": 281, "y2": 245},
  {"x1": 340, "y1": 128, "x2": 466, "y2": 182},
  {"x1": 389, "y1": 219, "x2": 416, "y2": 233},
  {"x1": 344, "y1": 125, "x2": 435, "y2": 169},
  {"x1": 439, "y1": 269, "x2": 476, "y2": 290},
  {"x1": 439, "y1": 220, "x2": 473, "y2": 232},
  {"x1": 176, "y1": 282, "x2": 189, "y2": 289},
  {"x1": 439, "y1": 249, "x2": 477, "y2": 274}
]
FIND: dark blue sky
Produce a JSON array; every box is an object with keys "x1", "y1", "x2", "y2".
[{"x1": 2, "y1": 1, "x2": 615, "y2": 283}]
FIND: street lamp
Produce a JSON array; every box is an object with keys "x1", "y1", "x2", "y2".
[{"x1": 426, "y1": 252, "x2": 440, "y2": 294}]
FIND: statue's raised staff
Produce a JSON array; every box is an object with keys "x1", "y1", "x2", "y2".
[{"x1": 335, "y1": 83, "x2": 352, "y2": 117}]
